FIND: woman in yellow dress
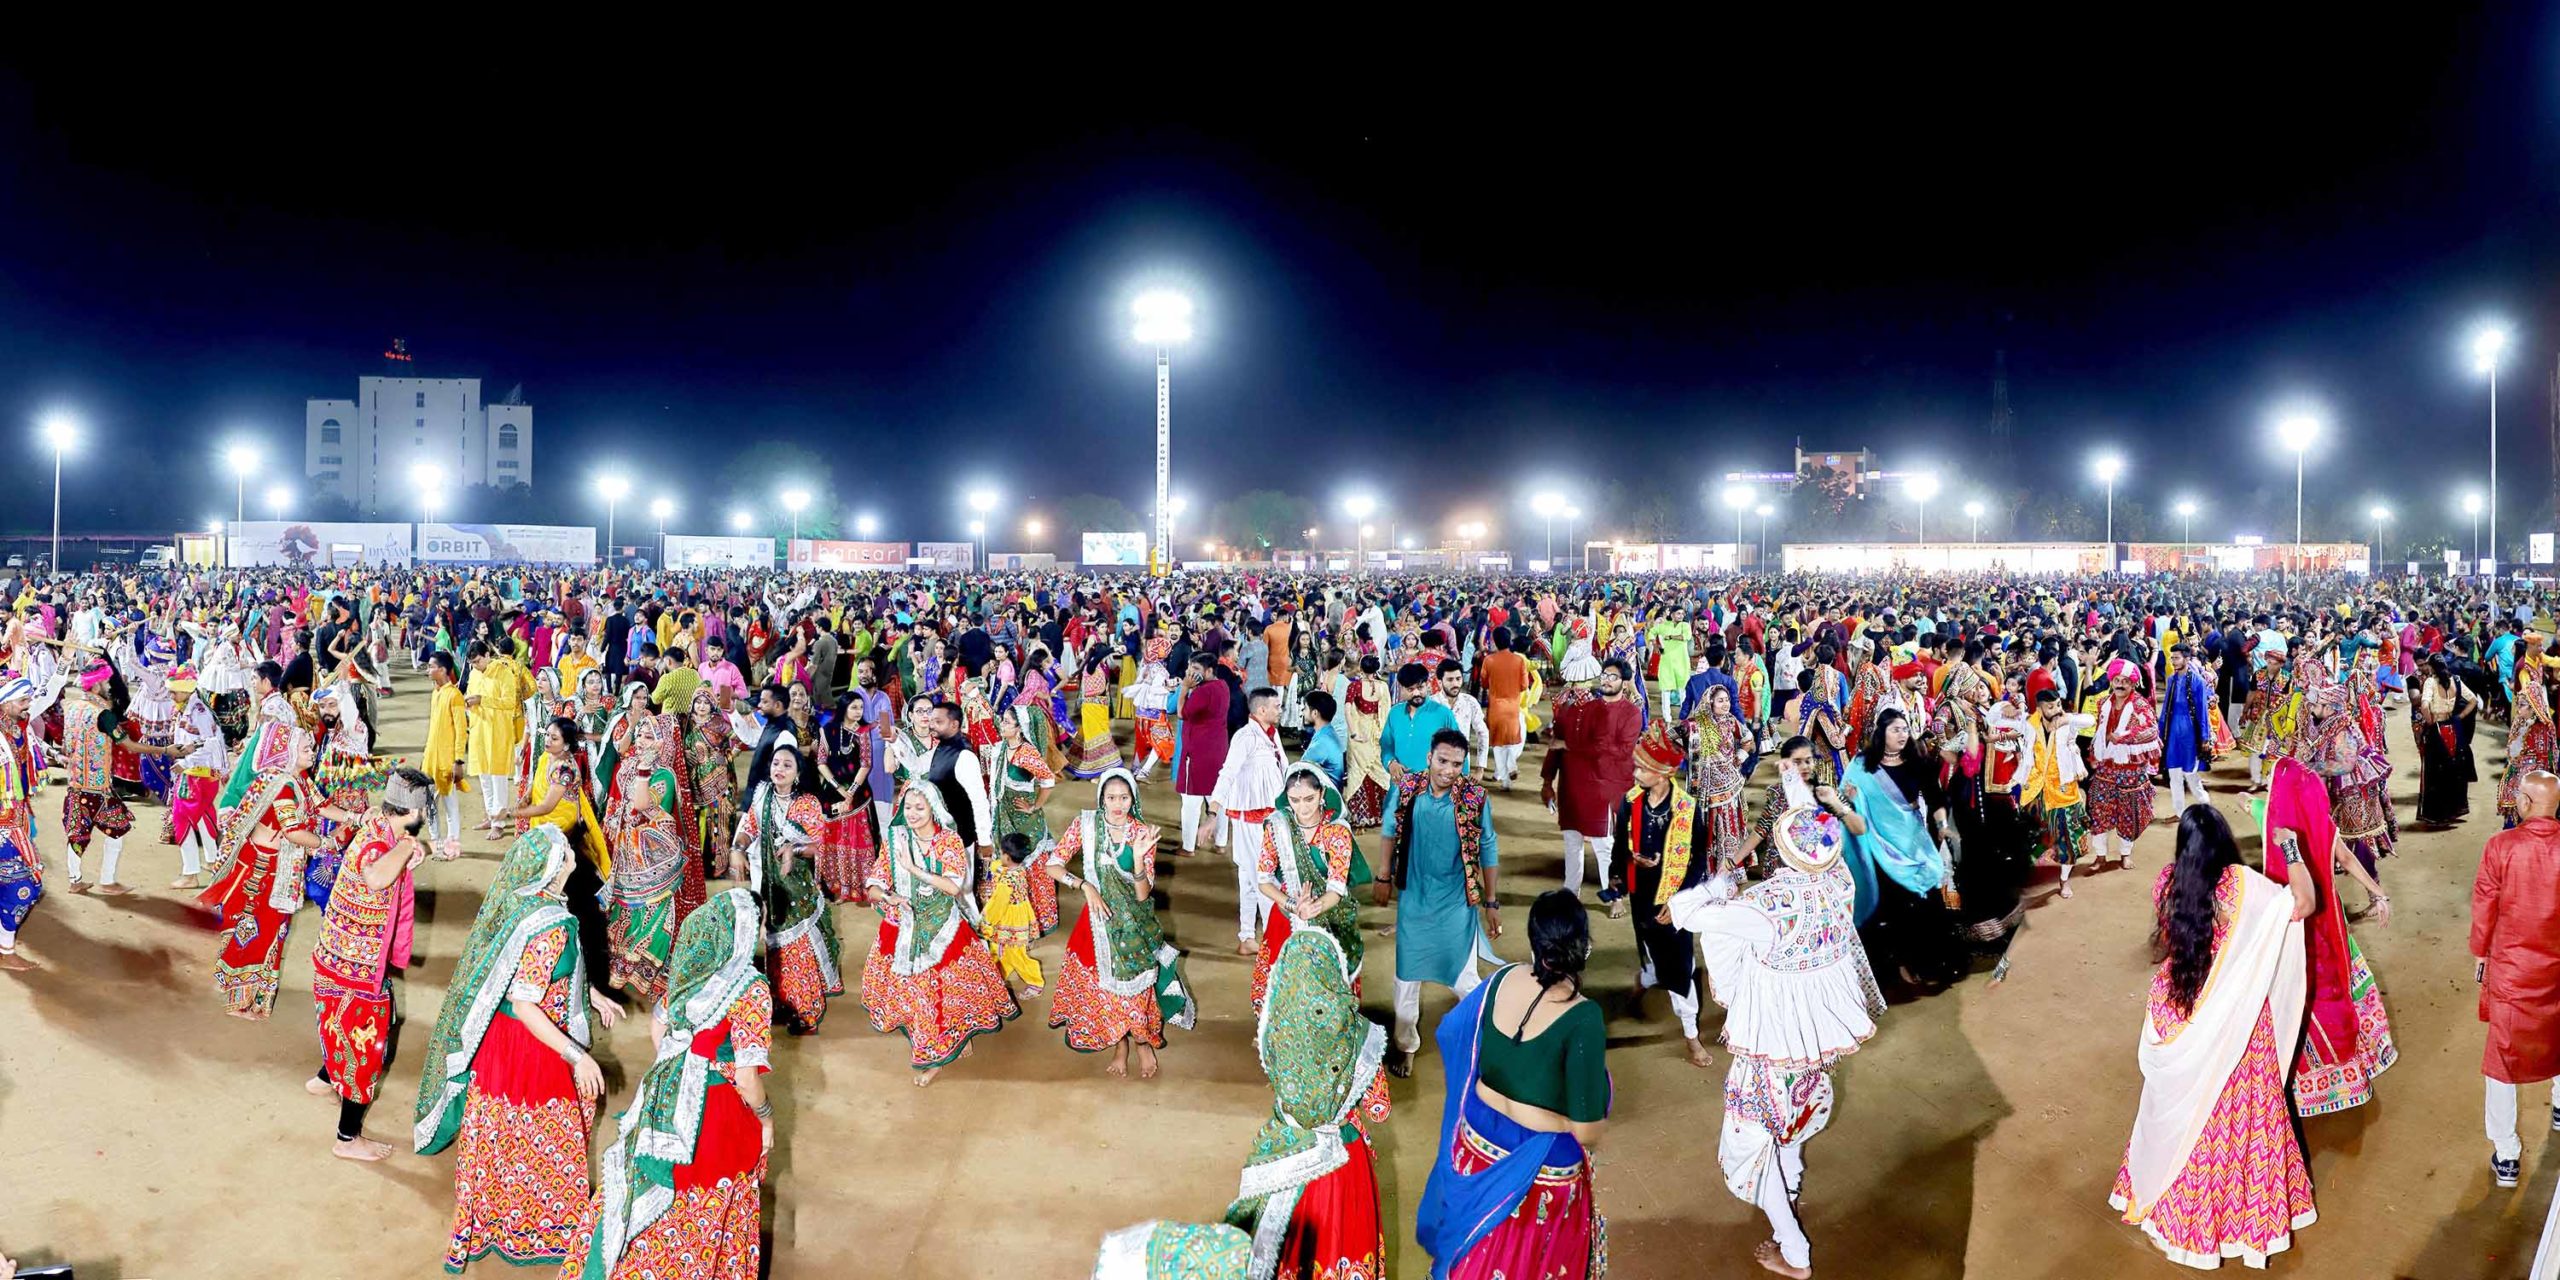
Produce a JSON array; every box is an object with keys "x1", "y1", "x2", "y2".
[{"x1": 464, "y1": 641, "x2": 532, "y2": 837}]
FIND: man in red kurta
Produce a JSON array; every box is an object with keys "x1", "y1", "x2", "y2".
[
  {"x1": 2475, "y1": 770, "x2": 2560, "y2": 1187},
  {"x1": 1542, "y1": 656, "x2": 1641, "y2": 897}
]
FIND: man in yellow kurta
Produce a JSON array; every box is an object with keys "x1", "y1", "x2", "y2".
[
  {"x1": 421, "y1": 651, "x2": 471, "y2": 860},
  {"x1": 463, "y1": 643, "x2": 531, "y2": 834}
]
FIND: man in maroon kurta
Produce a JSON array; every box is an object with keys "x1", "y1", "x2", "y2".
[
  {"x1": 2475, "y1": 770, "x2": 2560, "y2": 1186},
  {"x1": 1174, "y1": 653, "x2": 1232, "y2": 854},
  {"x1": 1542, "y1": 656, "x2": 1642, "y2": 897}
]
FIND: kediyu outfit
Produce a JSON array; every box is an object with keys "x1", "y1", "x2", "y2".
[
  {"x1": 1048, "y1": 769, "x2": 1199, "y2": 1052},
  {"x1": 416, "y1": 828, "x2": 598, "y2": 1273},
  {"x1": 1668, "y1": 773, "x2": 1885, "y2": 1277},
  {"x1": 563, "y1": 887, "x2": 773, "y2": 1280},
  {"x1": 859, "y1": 783, "x2": 1022, "y2": 1069}
]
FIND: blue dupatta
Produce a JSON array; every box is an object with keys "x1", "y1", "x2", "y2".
[
  {"x1": 1416, "y1": 964, "x2": 1579, "y2": 1278},
  {"x1": 1839, "y1": 758, "x2": 1946, "y2": 924}
]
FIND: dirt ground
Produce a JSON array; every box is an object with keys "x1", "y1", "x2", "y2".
[{"x1": 0, "y1": 670, "x2": 2539, "y2": 1279}]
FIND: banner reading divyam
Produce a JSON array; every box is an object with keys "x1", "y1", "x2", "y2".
[
  {"x1": 665, "y1": 534, "x2": 776, "y2": 569},
  {"x1": 788, "y1": 539, "x2": 909, "y2": 572},
  {"x1": 417, "y1": 522, "x2": 597, "y2": 566},
  {"x1": 1080, "y1": 531, "x2": 1147, "y2": 567},
  {"x1": 227, "y1": 521, "x2": 413, "y2": 568}
]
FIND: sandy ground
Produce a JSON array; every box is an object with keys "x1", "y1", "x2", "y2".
[{"x1": 0, "y1": 670, "x2": 2540, "y2": 1279}]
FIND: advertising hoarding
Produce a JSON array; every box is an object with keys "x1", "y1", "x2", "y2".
[
  {"x1": 1782, "y1": 542, "x2": 2111, "y2": 575},
  {"x1": 987, "y1": 552, "x2": 1056, "y2": 571},
  {"x1": 1080, "y1": 531, "x2": 1148, "y2": 567},
  {"x1": 227, "y1": 521, "x2": 412, "y2": 568},
  {"x1": 664, "y1": 535, "x2": 776, "y2": 569},
  {"x1": 417, "y1": 522, "x2": 597, "y2": 566},
  {"x1": 914, "y1": 541, "x2": 973, "y2": 570},
  {"x1": 787, "y1": 539, "x2": 910, "y2": 571}
]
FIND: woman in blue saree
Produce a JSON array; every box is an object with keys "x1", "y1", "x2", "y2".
[{"x1": 1838, "y1": 708, "x2": 1965, "y2": 987}]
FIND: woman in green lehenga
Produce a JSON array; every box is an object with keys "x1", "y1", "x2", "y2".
[
  {"x1": 1249, "y1": 762, "x2": 1362, "y2": 1011},
  {"x1": 1046, "y1": 767, "x2": 1196, "y2": 1080}
]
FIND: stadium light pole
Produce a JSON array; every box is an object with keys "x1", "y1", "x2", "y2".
[
  {"x1": 651, "y1": 497, "x2": 675, "y2": 567},
  {"x1": 2464, "y1": 491, "x2": 2484, "y2": 572},
  {"x1": 1906, "y1": 473, "x2": 1940, "y2": 546},
  {"x1": 2173, "y1": 497, "x2": 2197, "y2": 544},
  {"x1": 2275, "y1": 414, "x2": 2321, "y2": 583},
  {"x1": 2091, "y1": 452, "x2": 2124, "y2": 563},
  {"x1": 1963, "y1": 499, "x2": 1985, "y2": 544},
  {"x1": 969, "y1": 519, "x2": 986, "y2": 569},
  {"x1": 781, "y1": 487, "x2": 810, "y2": 544},
  {"x1": 2474, "y1": 323, "x2": 2511, "y2": 610},
  {"x1": 225, "y1": 442, "x2": 260, "y2": 523},
  {"x1": 1344, "y1": 494, "x2": 1377, "y2": 573},
  {"x1": 264, "y1": 484, "x2": 291, "y2": 518},
  {"x1": 855, "y1": 513, "x2": 879, "y2": 538},
  {"x1": 596, "y1": 473, "x2": 631, "y2": 563},
  {"x1": 1721, "y1": 484, "x2": 1751, "y2": 546},
  {"x1": 41, "y1": 415, "x2": 76, "y2": 574},
  {"x1": 411, "y1": 462, "x2": 445, "y2": 530},
  {"x1": 967, "y1": 487, "x2": 998, "y2": 571},
  {"x1": 728, "y1": 508, "x2": 753, "y2": 533},
  {"x1": 1564, "y1": 505, "x2": 1584, "y2": 571},
  {"x1": 2369, "y1": 504, "x2": 2392, "y2": 569},
  {"x1": 1757, "y1": 502, "x2": 1775, "y2": 563},
  {"x1": 1531, "y1": 491, "x2": 1562, "y2": 567},
  {"x1": 1133, "y1": 290, "x2": 1194, "y2": 575}
]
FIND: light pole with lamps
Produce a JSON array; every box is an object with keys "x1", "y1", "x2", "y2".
[
  {"x1": 1133, "y1": 290, "x2": 1194, "y2": 575},
  {"x1": 264, "y1": 484, "x2": 291, "y2": 518},
  {"x1": 650, "y1": 497, "x2": 675, "y2": 567},
  {"x1": 969, "y1": 519, "x2": 986, "y2": 569},
  {"x1": 728, "y1": 508, "x2": 753, "y2": 532},
  {"x1": 1343, "y1": 495, "x2": 1377, "y2": 573},
  {"x1": 2464, "y1": 491, "x2": 2484, "y2": 573},
  {"x1": 2091, "y1": 452, "x2": 2124, "y2": 566},
  {"x1": 781, "y1": 488, "x2": 810, "y2": 544},
  {"x1": 42, "y1": 415, "x2": 76, "y2": 573},
  {"x1": 225, "y1": 442, "x2": 260, "y2": 523},
  {"x1": 596, "y1": 473, "x2": 631, "y2": 566},
  {"x1": 1963, "y1": 499, "x2": 1984, "y2": 544},
  {"x1": 2274, "y1": 413, "x2": 2321, "y2": 583},
  {"x1": 1906, "y1": 473, "x2": 1939, "y2": 546},
  {"x1": 411, "y1": 462, "x2": 445, "y2": 530},
  {"x1": 1722, "y1": 484, "x2": 1751, "y2": 546},
  {"x1": 966, "y1": 487, "x2": 998, "y2": 570},
  {"x1": 2173, "y1": 497, "x2": 2197, "y2": 544},
  {"x1": 2474, "y1": 323, "x2": 2511, "y2": 608},
  {"x1": 1564, "y1": 505, "x2": 1583, "y2": 571},
  {"x1": 1756, "y1": 502, "x2": 1775, "y2": 563},
  {"x1": 2368, "y1": 504, "x2": 2392, "y2": 571},
  {"x1": 855, "y1": 513, "x2": 879, "y2": 538},
  {"x1": 1531, "y1": 491, "x2": 1562, "y2": 568}
]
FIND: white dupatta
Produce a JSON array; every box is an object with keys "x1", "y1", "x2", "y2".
[{"x1": 2118, "y1": 865, "x2": 2305, "y2": 1221}]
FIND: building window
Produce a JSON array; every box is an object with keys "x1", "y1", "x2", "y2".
[
  {"x1": 497, "y1": 459, "x2": 520, "y2": 471},
  {"x1": 415, "y1": 417, "x2": 426, "y2": 429},
  {"x1": 414, "y1": 391, "x2": 426, "y2": 408},
  {"x1": 498, "y1": 424, "x2": 520, "y2": 450},
  {"x1": 318, "y1": 470, "x2": 341, "y2": 482},
  {"x1": 320, "y1": 419, "x2": 342, "y2": 443},
  {"x1": 319, "y1": 454, "x2": 342, "y2": 465}
]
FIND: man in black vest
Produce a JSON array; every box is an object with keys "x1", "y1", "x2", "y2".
[
  {"x1": 925, "y1": 698, "x2": 996, "y2": 860},
  {"x1": 741, "y1": 684, "x2": 793, "y2": 796}
]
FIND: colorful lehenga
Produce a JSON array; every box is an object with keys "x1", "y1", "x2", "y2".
[
  {"x1": 602, "y1": 713, "x2": 686, "y2": 1007},
  {"x1": 201, "y1": 743, "x2": 316, "y2": 1020},
  {"x1": 684, "y1": 686, "x2": 740, "y2": 878},
  {"x1": 565, "y1": 888, "x2": 771, "y2": 1280},
  {"x1": 990, "y1": 704, "x2": 1062, "y2": 935},
  {"x1": 735, "y1": 780, "x2": 843, "y2": 1033},
  {"x1": 860, "y1": 790, "x2": 1020, "y2": 1069},
  {"x1": 2503, "y1": 664, "x2": 2554, "y2": 821},
  {"x1": 1224, "y1": 929, "x2": 1390, "y2": 1280},
  {"x1": 1068, "y1": 663, "x2": 1127, "y2": 779},
  {"x1": 1339, "y1": 677, "x2": 1391, "y2": 831},
  {"x1": 1049, "y1": 775, "x2": 1198, "y2": 1052},
  {"x1": 1250, "y1": 764, "x2": 1361, "y2": 1012},
  {"x1": 2263, "y1": 758, "x2": 2397, "y2": 1118}
]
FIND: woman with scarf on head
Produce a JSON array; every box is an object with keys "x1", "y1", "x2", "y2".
[
  {"x1": 2266, "y1": 745, "x2": 2400, "y2": 1118},
  {"x1": 562, "y1": 887, "x2": 774, "y2": 1280},
  {"x1": 861, "y1": 781, "x2": 1020, "y2": 1085},
  {"x1": 684, "y1": 684, "x2": 741, "y2": 882},
  {"x1": 2505, "y1": 635, "x2": 2555, "y2": 824},
  {"x1": 416, "y1": 827, "x2": 621, "y2": 1273},
  {"x1": 602, "y1": 712, "x2": 688, "y2": 1007},
  {"x1": 733, "y1": 742, "x2": 842, "y2": 1035},
  {"x1": 1046, "y1": 768, "x2": 1197, "y2": 1080},
  {"x1": 1251, "y1": 762, "x2": 1363, "y2": 1012},
  {"x1": 499, "y1": 715, "x2": 616, "y2": 1005},
  {"x1": 809, "y1": 686, "x2": 880, "y2": 904},
  {"x1": 1838, "y1": 708, "x2": 1965, "y2": 989}
]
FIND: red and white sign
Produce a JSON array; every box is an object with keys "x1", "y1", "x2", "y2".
[{"x1": 788, "y1": 539, "x2": 909, "y2": 571}]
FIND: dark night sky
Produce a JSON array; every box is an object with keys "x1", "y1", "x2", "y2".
[{"x1": 4, "y1": 19, "x2": 2557, "y2": 554}]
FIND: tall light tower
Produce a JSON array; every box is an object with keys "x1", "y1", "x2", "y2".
[
  {"x1": 1721, "y1": 484, "x2": 1751, "y2": 546},
  {"x1": 411, "y1": 462, "x2": 445, "y2": 530},
  {"x1": 650, "y1": 497, "x2": 675, "y2": 568},
  {"x1": 41, "y1": 415, "x2": 76, "y2": 573},
  {"x1": 967, "y1": 487, "x2": 997, "y2": 570},
  {"x1": 1564, "y1": 505, "x2": 1584, "y2": 571},
  {"x1": 1343, "y1": 494, "x2": 1377, "y2": 573},
  {"x1": 2173, "y1": 497, "x2": 2198, "y2": 544},
  {"x1": 729, "y1": 508, "x2": 754, "y2": 533},
  {"x1": 1133, "y1": 290, "x2": 1194, "y2": 576},
  {"x1": 780, "y1": 487, "x2": 810, "y2": 543},
  {"x1": 2474, "y1": 322, "x2": 2511, "y2": 609},
  {"x1": 2091, "y1": 452, "x2": 2124, "y2": 560},
  {"x1": 597, "y1": 473, "x2": 631, "y2": 564},
  {"x1": 2368, "y1": 503, "x2": 2392, "y2": 570},
  {"x1": 1962, "y1": 499, "x2": 1985, "y2": 544},
  {"x1": 264, "y1": 484, "x2": 291, "y2": 518},
  {"x1": 1532, "y1": 491, "x2": 1562, "y2": 568},
  {"x1": 2275, "y1": 413, "x2": 2321, "y2": 583},
  {"x1": 225, "y1": 442, "x2": 260, "y2": 523},
  {"x1": 855, "y1": 513, "x2": 879, "y2": 538},
  {"x1": 1756, "y1": 502, "x2": 1775, "y2": 564},
  {"x1": 2464, "y1": 491, "x2": 2485, "y2": 571},
  {"x1": 1906, "y1": 473, "x2": 1940, "y2": 546}
]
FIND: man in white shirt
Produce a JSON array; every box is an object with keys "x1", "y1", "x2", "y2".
[
  {"x1": 1433, "y1": 658, "x2": 1490, "y2": 780},
  {"x1": 1210, "y1": 687, "x2": 1292, "y2": 952}
]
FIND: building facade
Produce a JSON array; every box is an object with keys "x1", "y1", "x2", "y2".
[{"x1": 305, "y1": 376, "x2": 532, "y2": 514}]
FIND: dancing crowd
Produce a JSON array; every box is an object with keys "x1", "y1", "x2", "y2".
[{"x1": 0, "y1": 558, "x2": 2555, "y2": 1277}]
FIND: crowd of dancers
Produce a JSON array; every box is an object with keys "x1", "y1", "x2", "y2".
[{"x1": 0, "y1": 561, "x2": 2549, "y2": 1276}]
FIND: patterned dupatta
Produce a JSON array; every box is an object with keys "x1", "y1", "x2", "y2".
[
  {"x1": 1226, "y1": 929, "x2": 1385, "y2": 1279},
  {"x1": 740, "y1": 776, "x2": 843, "y2": 987},
  {"x1": 413, "y1": 827, "x2": 590, "y2": 1155},
  {"x1": 1080, "y1": 769, "x2": 1196, "y2": 1031},
  {"x1": 1260, "y1": 762, "x2": 1363, "y2": 980},
  {"x1": 884, "y1": 783, "x2": 976, "y2": 977},
  {"x1": 578, "y1": 887, "x2": 763, "y2": 1280}
]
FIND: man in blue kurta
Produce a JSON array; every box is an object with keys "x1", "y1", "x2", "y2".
[
  {"x1": 1380, "y1": 729, "x2": 1500, "y2": 1077},
  {"x1": 2160, "y1": 643, "x2": 2215, "y2": 816},
  {"x1": 1378, "y1": 662, "x2": 1459, "y2": 787}
]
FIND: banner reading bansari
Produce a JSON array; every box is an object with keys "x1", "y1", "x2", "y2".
[
  {"x1": 417, "y1": 522, "x2": 597, "y2": 566},
  {"x1": 788, "y1": 539, "x2": 909, "y2": 571}
]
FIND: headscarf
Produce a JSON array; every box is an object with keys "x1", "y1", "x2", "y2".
[
  {"x1": 576, "y1": 886, "x2": 764, "y2": 1279},
  {"x1": 882, "y1": 780, "x2": 974, "y2": 976},
  {"x1": 414, "y1": 826, "x2": 588, "y2": 1155},
  {"x1": 1224, "y1": 928, "x2": 1385, "y2": 1277},
  {"x1": 1259, "y1": 762, "x2": 1365, "y2": 979}
]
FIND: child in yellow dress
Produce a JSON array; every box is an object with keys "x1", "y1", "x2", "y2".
[{"x1": 984, "y1": 832, "x2": 1045, "y2": 995}]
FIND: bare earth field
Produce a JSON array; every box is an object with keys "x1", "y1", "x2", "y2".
[{"x1": 0, "y1": 670, "x2": 2537, "y2": 1278}]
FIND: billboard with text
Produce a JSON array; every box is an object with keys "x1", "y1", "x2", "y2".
[
  {"x1": 665, "y1": 535, "x2": 776, "y2": 569},
  {"x1": 417, "y1": 522, "x2": 596, "y2": 566},
  {"x1": 788, "y1": 539, "x2": 909, "y2": 571},
  {"x1": 914, "y1": 541, "x2": 973, "y2": 570},
  {"x1": 227, "y1": 521, "x2": 412, "y2": 568},
  {"x1": 1081, "y1": 531, "x2": 1147, "y2": 567}
]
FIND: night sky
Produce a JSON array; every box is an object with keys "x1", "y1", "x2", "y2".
[{"x1": 4, "y1": 20, "x2": 2556, "y2": 556}]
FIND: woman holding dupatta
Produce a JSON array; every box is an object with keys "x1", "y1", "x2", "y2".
[
  {"x1": 2262, "y1": 757, "x2": 2398, "y2": 1117},
  {"x1": 860, "y1": 781, "x2": 1021, "y2": 1085},
  {"x1": 733, "y1": 743, "x2": 842, "y2": 1034},
  {"x1": 1224, "y1": 927, "x2": 1391, "y2": 1280},
  {"x1": 1047, "y1": 768, "x2": 1198, "y2": 1079},
  {"x1": 1250, "y1": 762, "x2": 1362, "y2": 1012}
]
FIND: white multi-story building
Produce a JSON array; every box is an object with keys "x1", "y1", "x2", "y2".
[{"x1": 305, "y1": 376, "x2": 533, "y2": 514}]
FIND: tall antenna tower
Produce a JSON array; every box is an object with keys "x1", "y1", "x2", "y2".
[{"x1": 1987, "y1": 348, "x2": 2015, "y2": 477}]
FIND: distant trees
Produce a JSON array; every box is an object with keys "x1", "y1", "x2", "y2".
[{"x1": 1212, "y1": 490, "x2": 1315, "y2": 551}]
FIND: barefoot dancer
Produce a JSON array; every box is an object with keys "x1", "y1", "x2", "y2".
[
  {"x1": 859, "y1": 783, "x2": 1019, "y2": 1087},
  {"x1": 307, "y1": 767, "x2": 431, "y2": 1161},
  {"x1": 1046, "y1": 768, "x2": 1196, "y2": 1080},
  {"x1": 1603, "y1": 722, "x2": 1726, "y2": 1069}
]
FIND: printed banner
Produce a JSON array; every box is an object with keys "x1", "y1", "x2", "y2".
[
  {"x1": 226, "y1": 521, "x2": 412, "y2": 568},
  {"x1": 2533, "y1": 532, "x2": 2554, "y2": 565},
  {"x1": 788, "y1": 539, "x2": 910, "y2": 571},
  {"x1": 417, "y1": 522, "x2": 597, "y2": 566},
  {"x1": 665, "y1": 534, "x2": 776, "y2": 569},
  {"x1": 988, "y1": 552, "x2": 1056, "y2": 571},
  {"x1": 1080, "y1": 531, "x2": 1148, "y2": 567},
  {"x1": 914, "y1": 541, "x2": 973, "y2": 570}
]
